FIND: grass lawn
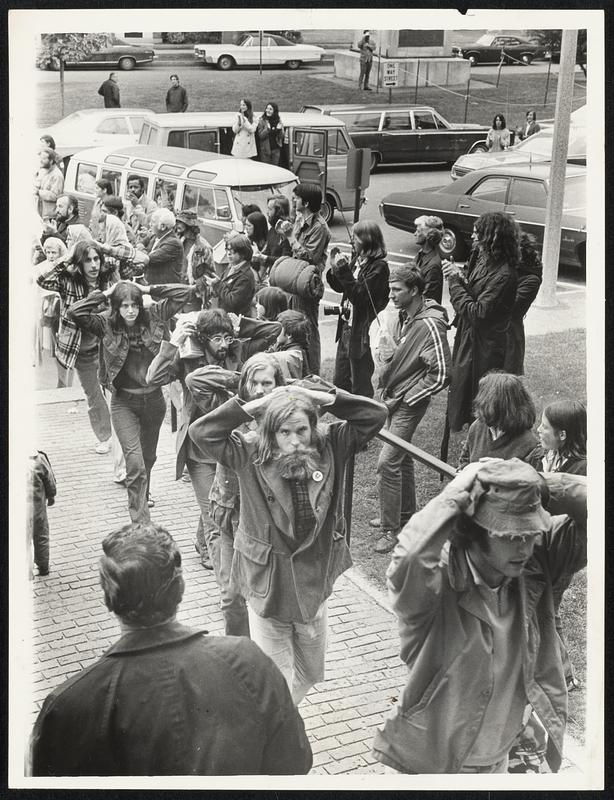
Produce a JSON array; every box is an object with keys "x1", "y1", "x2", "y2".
[
  {"x1": 37, "y1": 67, "x2": 586, "y2": 128},
  {"x1": 322, "y1": 327, "x2": 587, "y2": 742}
]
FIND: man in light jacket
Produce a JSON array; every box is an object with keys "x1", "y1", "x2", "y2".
[
  {"x1": 373, "y1": 458, "x2": 587, "y2": 774},
  {"x1": 373, "y1": 264, "x2": 451, "y2": 554},
  {"x1": 189, "y1": 380, "x2": 387, "y2": 704}
]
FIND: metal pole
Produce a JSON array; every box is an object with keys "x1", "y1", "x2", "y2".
[
  {"x1": 343, "y1": 451, "x2": 355, "y2": 545},
  {"x1": 414, "y1": 59, "x2": 420, "y2": 103},
  {"x1": 353, "y1": 187, "x2": 361, "y2": 224},
  {"x1": 259, "y1": 30, "x2": 263, "y2": 77},
  {"x1": 60, "y1": 57, "x2": 65, "y2": 117},
  {"x1": 388, "y1": 87, "x2": 392, "y2": 105},
  {"x1": 377, "y1": 429, "x2": 456, "y2": 477},
  {"x1": 496, "y1": 51, "x2": 504, "y2": 89},
  {"x1": 376, "y1": 43, "x2": 381, "y2": 93},
  {"x1": 543, "y1": 57, "x2": 553, "y2": 107},
  {"x1": 536, "y1": 29, "x2": 578, "y2": 308},
  {"x1": 464, "y1": 70, "x2": 471, "y2": 123}
]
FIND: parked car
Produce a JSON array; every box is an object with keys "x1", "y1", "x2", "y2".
[
  {"x1": 380, "y1": 163, "x2": 586, "y2": 269},
  {"x1": 452, "y1": 33, "x2": 545, "y2": 66},
  {"x1": 37, "y1": 108, "x2": 155, "y2": 159},
  {"x1": 450, "y1": 126, "x2": 587, "y2": 179},
  {"x1": 193, "y1": 32, "x2": 324, "y2": 70},
  {"x1": 300, "y1": 104, "x2": 490, "y2": 171},
  {"x1": 39, "y1": 37, "x2": 156, "y2": 70},
  {"x1": 138, "y1": 111, "x2": 360, "y2": 223},
  {"x1": 64, "y1": 145, "x2": 299, "y2": 256}
]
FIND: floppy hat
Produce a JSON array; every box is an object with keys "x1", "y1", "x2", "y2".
[
  {"x1": 175, "y1": 209, "x2": 200, "y2": 230},
  {"x1": 472, "y1": 458, "x2": 551, "y2": 536}
]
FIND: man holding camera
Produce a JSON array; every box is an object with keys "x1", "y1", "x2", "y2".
[{"x1": 373, "y1": 264, "x2": 451, "y2": 554}]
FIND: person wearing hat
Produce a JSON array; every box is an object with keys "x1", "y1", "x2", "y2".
[
  {"x1": 413, "y1": 215, "x2": 444, "y2": 304},
  {"x1": 174, "y1": 209, "x2": 214, "y2": 288},
  {"x1": 372, "y1": 457, "x2": 587, "y2": 774}
]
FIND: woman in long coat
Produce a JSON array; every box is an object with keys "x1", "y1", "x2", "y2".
[{"x1": 445, "y1": 211, "x2": 519, "y2": 432}]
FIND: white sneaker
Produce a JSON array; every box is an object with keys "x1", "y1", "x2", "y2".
[{"x1": 95, "y1": 440, "x2": 111, "y2": 454}]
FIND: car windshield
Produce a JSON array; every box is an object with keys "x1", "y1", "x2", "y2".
[
  {"x1": 476, "y1": 34, "x2": 495, "y2": 46},
  {"x1": 562, "y1": 176, "x2": 585, "y2": 213},
  {"x1": 229, "y1": 181, "x2": 298, "y2": 217},
  {"x1": 514, "y1": 132, "x2": 554, "y2": 157},
  {"x1": 236, "y1": 34, "x2": 251, "y2": 46}
]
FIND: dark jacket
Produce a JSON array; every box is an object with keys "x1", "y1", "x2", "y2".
[
  {"x1": 260, "y1": 225, "x2": 293, "y2": 273},
  {"x1": 458, "y1": 420, "x2": 538, "y2": 469},
  {"x1": 67, "y1": 285, "x2": 196, "y2": 389},
  {"x1": 504, "y1": 259, "x2": 543, "y2": 375},
  {"x1": 165, "y1": 84, "x2": 188, "y2": 112},
  {"x1": 146, "y1": 231, "x2": 185, "y2": 284},
  {"x1": 525, "y1": 446, "x2": 587, "y2": 476},
  {"x1": 30, "y1": 621, "x2": 312, "y2": 776},
  {"x1": 213, "y1": 261, "x2": 256, "y2": 316},
  {"x1": 447, "y1": 249, "x2": 517, "y2": 431},
  {"x1": 189, "y1": 390, "x2": 387, "y2": 622},
  {"x1": 373, "y1": 472, "x2": 587, "y2": 774},
  {"x1": 414, "y1": 247, "x2": 443, "y2": 304},
  {"x1": 146, "y1": 341, "x2": 242, "y2": 478},
  {"x1": 326, "y1": 253, "x2": 389, "y2": 359},
  {"x1": 97, "y1": 78, "x2": 120, "y2": 108}
]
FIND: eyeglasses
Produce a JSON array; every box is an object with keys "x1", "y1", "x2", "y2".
[{"x1": 207, "y1": 335, "x2": 234, "y2": 345}]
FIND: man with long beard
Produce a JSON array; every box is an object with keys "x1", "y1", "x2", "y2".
[{"x1": 189, "y1": 382, "x2": 387, "y2": 704}]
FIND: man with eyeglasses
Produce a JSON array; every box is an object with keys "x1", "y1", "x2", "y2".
[
  {"x1": 373, "y1": 458, "x2": 587, "y2": 774},
  {"x1": 147, "y1": 309, "x2": 242, "y2": 575}
]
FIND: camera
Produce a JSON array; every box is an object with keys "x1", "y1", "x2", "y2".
[{"x1": 323, "y1": 304, "x2": 350, "y2": 320}]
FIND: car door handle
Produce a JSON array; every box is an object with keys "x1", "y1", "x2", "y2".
[
  {"x1": 507, "y1": 211, "x2": 516, "y2": 215},
  {"x1": 459, "y1": 203, "x2": 469, "y2": 209}
]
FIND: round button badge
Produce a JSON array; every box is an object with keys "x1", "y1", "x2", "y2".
[{"x1": 312, "y1": 470, "x2": 323, "y2": 482}]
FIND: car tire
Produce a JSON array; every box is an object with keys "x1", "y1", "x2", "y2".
[
  {"x1": 369, "y1": 151, "x2": 381, "y2": 173},
  {"x1": 468, "y1": 54, "x2": 478, "y2": 66},
  {"x1": 470, "y1": 142, "x2": 488, "y2": 154},
  {"x1": 440, "y1": 225, "x2": 467, "y2": 260},
  {"x1": 521, "y1": 54, "x2": 533, "y2": 65},
  {"x1": 286, "y1": 60, "x2": 302, "y2": 70},
  {"x1": 217, "y1": 55, "x2": 235, "y2": 71},
  {"x1": 118, "y1": 57, "x2": 136, "y2": 71},
  {"x1": 320, "y1": 196, "x2": 335, "y2": 225}
]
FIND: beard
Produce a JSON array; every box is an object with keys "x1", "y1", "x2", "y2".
[{"x1": 274, "y1": 448, "x2": 320, "y2": 480}]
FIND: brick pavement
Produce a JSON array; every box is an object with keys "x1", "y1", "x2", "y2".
[{"x1": 26, "y1": 391, "x2": 583, "y2": 776}]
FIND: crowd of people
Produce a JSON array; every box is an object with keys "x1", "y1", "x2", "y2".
[{"x1": 28, "y1": 132, "x2": 588, "y2": 778}]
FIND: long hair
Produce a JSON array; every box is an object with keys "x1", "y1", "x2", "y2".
[
  {"x1": 256, "y1": 389, "x2": 326, "y2": 464},
  {"x1": 226, "y1": 232, "x2": 253, "y2": 263},
  {"x1": 99, "y1": 522, "x2": 184, "y2": 627},
  {"x1": 256, "y1": 286, "x2": 288, "y2": 320},
  {"x1": 473, "y1": 371, "x2": 536, "y2": 435},
  {"x1": 474, "y1": 211, "x2": 521, "y2": 266},
  {"x1": 542, "y1": 400, "x2": 587, "y2": 461},
  {"x1": 240, "y1": 98, "x2": 254, "y2": 123},
  {"x1": 492, "y1": 113, "x2": 507, "y2": 129},
  {"x1": 264, "y1": 101, "x2": 280, "y2": 128},
  {"x1": 108, "y1": 281, "x2": 145, "y2": 330},
  {"x1": 246, "y1": 211, "x2": 268, "y2": 248},
  {"x1": 352, "y1": 220, "x2": 387, "y2": 259},
  {"x1": 69, "y1": 241, "x2": 114, "y2": 294},
  {"x1": 519, "y1": 232, "x2": 542, "y2": 274},
  {"x1": 238, "y1": 353, "x2": 285, "y2": 401}
]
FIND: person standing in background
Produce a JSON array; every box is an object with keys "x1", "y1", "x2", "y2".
[
  {"x1": 257, "y1": 103, "x2": 285, "y2": 165},
  {"x1": 97, "y1": 72, "x2": 120, "y2": 108},
  {"x1": 503, "y1": 232, "x2": 543, "y2": 376},
  {"x1": 231, "y1": 99, "x2": 258, "y2": 159},
  {"x1": 357, "y1": 30, "x2": 376, "y2": 90},
  {"x1": 519, "y1": 109, "x2": 540, "y2": 140},
  {"x1": 486, "y1": 114, "x2": 511, "y2": 152},
  {"x1": 165, "y1": 74, "x2": 188, "y2": 112},
  {"x1": 413, "y1": 215, "x2": 444, "y2": 304},
  {"x1": 34, "y1": 148, "x2": 64, "y2": 220}
]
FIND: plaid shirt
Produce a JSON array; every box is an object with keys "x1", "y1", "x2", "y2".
[
  {"x1": 287, "y1": 478, "x2": 316, "y2": 548},
  {"x1": 36, "y1": 262, "x2": 117, "y2": 370}
]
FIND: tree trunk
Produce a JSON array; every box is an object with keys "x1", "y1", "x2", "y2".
[{"x1": 59, "y1": 57, "x2": 65, "y2": 117}]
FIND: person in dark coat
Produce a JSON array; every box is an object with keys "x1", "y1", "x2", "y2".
[
  {"x1": 139, "y1": 208, "x2": 184, "y2": 284},
  {"x1": 444, "y1": 211, "x2": 519, "y2": 432},
  {"x1": 503, "y1": 233, "x2": 543, "y2": 375},
  {"x1": 27, "y1": 450, "x2": 57, "y2": 577},
  {"x1": 205, "y1": 233, "x2": 256, "y2": 316},
  {"x1": 252, "y1": 194, "x2": 293, "y2": 280},
  {"x1": 458, "y1": 371, "x2": 538, "y2": 469},
  {"x1": 165, "y1": 74, "x2": 188, "y2": 112},
  {"x1": 413, "y1": 215, "x2": 444, "y2": 303},
  {"x1": 97, "y1": 72, "x2": 120, "y2": 108},
  {"x1": 29, "y1": 522, "x2": 312, "y2": 776},
  {"x1": 326, "y1": 220, "x2": 389, "y2": 397}
]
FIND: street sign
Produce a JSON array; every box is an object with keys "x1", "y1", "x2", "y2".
[{"x1": 382, "y1": 61, "x2": 399, "y2": 87}]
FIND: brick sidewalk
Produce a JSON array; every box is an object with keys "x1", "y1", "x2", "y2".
[{"x1": 27, "y1": 393, "x2": 583, "y2": 775}]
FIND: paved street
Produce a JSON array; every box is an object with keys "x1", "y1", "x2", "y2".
[{"x1": 27, "y1": 388, "x2": 585, "y2": 776}]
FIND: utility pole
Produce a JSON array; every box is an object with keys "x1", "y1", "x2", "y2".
[{"x1": 536, "y1": 29, "x2": 578, "y2": 307}]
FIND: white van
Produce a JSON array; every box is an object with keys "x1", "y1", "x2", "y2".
[
  {"x1": 138, "y1": 112, "x2": 361, "y2": 223},
  {"x1": 64, "y1": 145, "x2": 299, "y2": 253}
]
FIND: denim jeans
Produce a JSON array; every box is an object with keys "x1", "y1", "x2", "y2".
[
  {"x1": 377, "y1": 398, "x2": 430, "y2": 531},
  {"x1": 212, "y1": 502, "x2": 250, "y2": 637},
  {"x1": 111, "y1": 388, "x2": 166, "y2": 523},
  {"x1": 75, "y1": 349, "x2": 112, "y2": 442},
  {"x1": 247, "y1": 601, "x2": 328, "y2": 704},
  {"x1": 334, "y1": 322, "x2": 375, "y2": 397},
  {"x1": 359, "y1": 59, "x2": 373, "y2": 88}
]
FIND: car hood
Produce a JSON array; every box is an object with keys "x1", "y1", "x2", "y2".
[{"x1": 454, "y1": 149, "x2": 537, "y2": 171}]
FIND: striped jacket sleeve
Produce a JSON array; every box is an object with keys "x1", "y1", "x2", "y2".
[{"x1": 402, "y1": 317, "x2": 451, "y2": 406}]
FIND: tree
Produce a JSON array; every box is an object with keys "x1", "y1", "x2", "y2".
[
  {"x1": 36, "y1": 33, "x2": 112, "y2": 115},
  {"x1": 527, "y1": 29, "x2": 587, "y2": 76}
]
